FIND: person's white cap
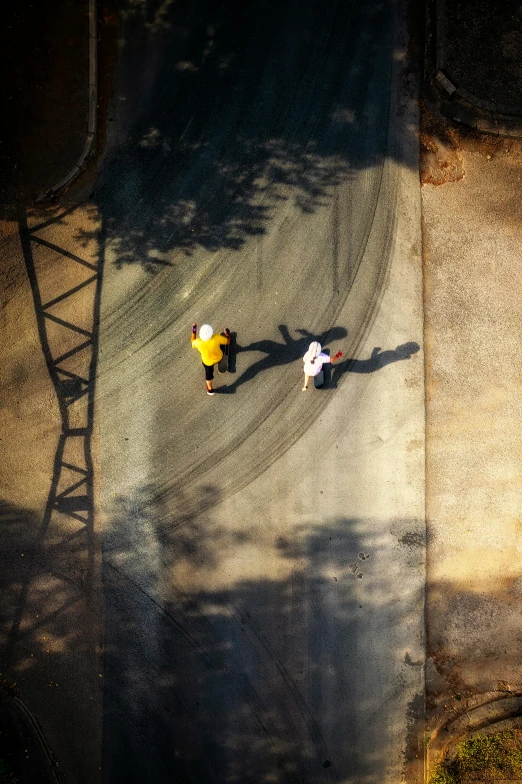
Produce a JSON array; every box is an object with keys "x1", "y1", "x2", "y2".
[
  {"x1": 199, "y1": 324, "x2": 213, "y2": 341},
  {"x1": 309, "y1": 341, "x2": 321, "y2": 357}
]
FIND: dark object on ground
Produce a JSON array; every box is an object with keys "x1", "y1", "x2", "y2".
[{"x1": 218, "y1": 330, "x2": 231, "y2": 373}]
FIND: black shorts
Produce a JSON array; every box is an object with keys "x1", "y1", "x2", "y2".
[{"x1": 203, "y1": 362, "x2": 214, "y2": 381}]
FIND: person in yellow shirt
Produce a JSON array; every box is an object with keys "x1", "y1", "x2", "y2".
[{"x1": 191, "y1": 323, "x2": 230, "y2": 395}]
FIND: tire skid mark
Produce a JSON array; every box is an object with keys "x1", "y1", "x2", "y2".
[{"x1": 152, "y1": 157, "x2": 398, "y2": 529}]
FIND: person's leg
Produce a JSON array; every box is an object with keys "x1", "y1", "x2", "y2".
[
  {"x1": 302, "y1": 374, "x2": 311, "y2": 391},
  {"x1": 203, "y1": 362, "x2": 215, "y2": 394}
]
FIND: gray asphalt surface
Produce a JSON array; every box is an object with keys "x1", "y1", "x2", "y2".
[{"x1": 95, "y1": 0, "x2": 424, "y2": 781}]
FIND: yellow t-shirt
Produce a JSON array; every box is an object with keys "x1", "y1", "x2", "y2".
[{"x1": 192, "y1": 334, "x2": 225, "y2": 365}]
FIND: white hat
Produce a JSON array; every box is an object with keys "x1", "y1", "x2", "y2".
[
  {"x1": 309, "y1": 341, "x2": 321, "y2": 358},
  {"x1": 199, "y1": 324, "x2": 213, "y2": 341}
]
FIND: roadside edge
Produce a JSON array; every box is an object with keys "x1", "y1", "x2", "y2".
[{"x1": 36, "y1": 0, "x2": 97, "y2": 201}]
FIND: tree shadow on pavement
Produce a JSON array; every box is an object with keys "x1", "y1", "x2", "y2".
[
  {"x1": 77, "y1": 0, "x2": 413, "y2": 270},
  {"x1": 101, "y1": 484, "x2": 426, "y2": 783}
]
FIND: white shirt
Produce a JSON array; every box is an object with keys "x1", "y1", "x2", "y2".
[{"x1": 303, "y1": 350, "x2": 331, "y2": 377}]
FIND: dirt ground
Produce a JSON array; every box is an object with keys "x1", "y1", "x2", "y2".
[
  {"x1": 0, "y1": 179, "x2": 103, "y2": 782},
  {"x1": 420, "y1": 98, "x2": 522, "y2": 186},
  {"x1": 0, "y1": 0, "x2": 89, "y2": 214},
  {"x1": 421, "y1": 89, "x2": 522, "y2": 758}
]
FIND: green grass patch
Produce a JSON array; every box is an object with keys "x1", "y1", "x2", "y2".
[{"x1": 429, "y1": 729, "x2": 522, "y2": 783}]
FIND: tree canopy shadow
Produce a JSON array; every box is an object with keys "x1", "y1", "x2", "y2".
[
  {"x1": 101, "y1": 484, "x2": 426, "y2": 783},
  {"x1": 82, "y1": 0, "x2": 413, "y2": 270}
]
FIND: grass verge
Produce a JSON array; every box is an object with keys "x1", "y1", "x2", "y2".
[{"x1": 430, "y1": 729, "x2": 522, "y2": 783}]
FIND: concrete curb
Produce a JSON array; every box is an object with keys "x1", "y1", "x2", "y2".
[
  {"x1": 434, "y1": 0, "x2": 522, "y2": 137},
  {"x1": 12, "y1": 696, "x2": 63, "y2": 783},
  {"x1": 36, "y1": 0, "x2": 97, "y2": 201},
  {"x1": 426, "y1": 692, "x2": 522, "y2": 780},
  {"x1": 0, "y1": 689, "x2": 62, "y2": 783}
]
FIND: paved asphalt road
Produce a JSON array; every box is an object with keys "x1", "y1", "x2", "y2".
[{"x1": 95, "y1": 0, "x2": 424, "y2": 781}]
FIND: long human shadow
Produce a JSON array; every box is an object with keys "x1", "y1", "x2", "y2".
[
  {"x1": 222, "y1": 324, "x2": 347, "y2": 392},
  {"x1": 326, "y1": 342, "x2": 420, "y2": 387}
]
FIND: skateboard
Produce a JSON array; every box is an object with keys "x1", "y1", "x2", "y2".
[{"x1": 218, "y1": 330, "x2": 231, "y2": 373}]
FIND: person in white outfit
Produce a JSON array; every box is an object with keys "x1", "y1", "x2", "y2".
[{"x1": 301, "y1": 341, "x2": 341, "y2": 391}]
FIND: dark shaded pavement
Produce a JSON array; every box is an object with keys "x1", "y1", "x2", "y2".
[
  {"x1": 0, "y1": 0, "x2": 89, "y2": 212},
  {"x1": 94, "y1": 0, "x2": 407, "y2": 267}
]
